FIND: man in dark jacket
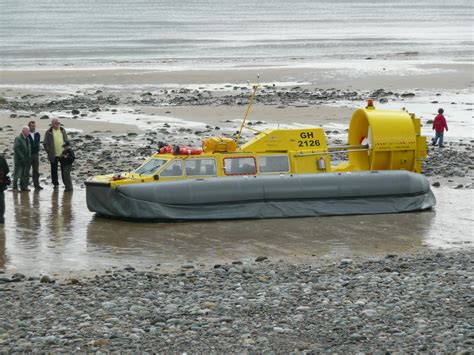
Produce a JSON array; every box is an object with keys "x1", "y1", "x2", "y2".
[
  {"x1": 0, "y1": 154, "x2": 10, "y2": 224},
  {"x1": 27, "y1": 120, "x2": 43, "y2": 190},
  {"x1": 13, "y1": 126, "x2": 31, "y2": 192},
  {"x1": 43, "y1": 118, "x2": 68, "y2": 187}
]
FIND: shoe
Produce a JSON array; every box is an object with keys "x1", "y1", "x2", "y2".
[
  {"x1": 20, "y1": 188, "x2": 30, "y2": 192},
  {"x1": 34, "y1": 186, "x2": 44, "y2": 190}
]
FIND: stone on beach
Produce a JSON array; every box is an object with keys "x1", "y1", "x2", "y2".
[{"x1": 0, "y1": 251, "x2": 471, "y2": 352}]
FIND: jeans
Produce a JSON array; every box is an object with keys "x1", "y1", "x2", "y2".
[{"x1": 432, "y1": 131, "x2": 444, "y2": 147}]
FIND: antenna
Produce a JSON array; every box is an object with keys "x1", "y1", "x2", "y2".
[{"x1": 236, "y1": 75, "x2": 260, "y2": 145}]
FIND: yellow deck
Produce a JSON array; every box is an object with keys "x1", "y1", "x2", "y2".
[{"x1": 88, "y1": 104, "x2": 427, "y2": 188}]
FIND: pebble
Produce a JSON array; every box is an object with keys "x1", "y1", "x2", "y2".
[{"x1": 0, "y1": 251, "x2": 471, "y2": 352}]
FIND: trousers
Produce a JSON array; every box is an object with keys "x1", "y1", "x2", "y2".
[
  {"x1": 13, "y1": 161, "x2": 29, "y2": 189},
  {"x1": 0, "y1": 189, "x2": 4, "y2": 223},
  {"x1": 50, "y1": 158, "x2": 63, "y2": 186},
  {"x1": 61, "y1": 164, "x2": 73, "y2": 191},
  {"x1": 28, "y1": 153, "x2": 41, "y2": 188}
]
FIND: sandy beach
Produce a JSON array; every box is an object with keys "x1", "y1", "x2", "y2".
[
  {"x1": 0, "y1": 62, "x2": 473, "y2": 352},
  {"x1": 1, "y1": 61, "x2": 473, "y2": 89},
  {"x1": 1, "y1": 61, "x2": 472, "y2": 183},
  {"x1": 1, "y1": 0, "x2": 473, "y2": 350},
  {"x1": 0, "y1": 60, "x2": 472, "y2": 265}
]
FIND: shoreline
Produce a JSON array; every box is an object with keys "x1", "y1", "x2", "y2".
[
  {"x1": 0, "y1": 62, "x2": 472, "y2": 277},
  {"x1": 1, "y1": 60, "x2": 473, "y2": 90}
]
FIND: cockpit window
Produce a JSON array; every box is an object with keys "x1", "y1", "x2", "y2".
[{"x1": 134, "y1": 159, "x2": 168, "y2": 175}]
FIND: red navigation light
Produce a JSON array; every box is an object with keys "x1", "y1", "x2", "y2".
[{"x1": 367, "y1": 99, "x2": 374, "y2": 107}]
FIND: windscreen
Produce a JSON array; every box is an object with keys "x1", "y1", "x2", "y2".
[{"x1": 134, "y1": 159, "x2": 168, "y2": 175}]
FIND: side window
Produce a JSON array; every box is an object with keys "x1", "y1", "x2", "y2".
[
  {"x1": 160, "y1": 160, "x2": 183, "y2": 177},
  {"x1": 185, "y1": 159, "x2": 216, "y2": 176},
  {"x1": 223, "y1": 157, "x2": 256, "y2": 175},
  {"x1": 258, "y1": 155, "x2": 289, "y2": 173}
]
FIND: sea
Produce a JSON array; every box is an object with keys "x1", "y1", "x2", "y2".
[{"x1": 0, "y1": 0, "x2": 473, "y2": 69}]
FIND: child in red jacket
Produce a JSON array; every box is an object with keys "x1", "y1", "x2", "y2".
[{"x1": 431, "y1": 108, "x2": 448, "y2": 148}]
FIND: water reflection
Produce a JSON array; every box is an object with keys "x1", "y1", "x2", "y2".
[
  {"x1": 85, "y1": 212, "x2": 430, "y2": 268},
  {"x1": 0, "y1": 187, "x2": 472, "y2": 275},
  {"x1": 0, "y1": 228, "x2": 5, "y2": 269}
]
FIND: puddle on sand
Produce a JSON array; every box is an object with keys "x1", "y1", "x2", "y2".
[{"x1": 0, "y1": 187, "x2": 472, "y2": 276}]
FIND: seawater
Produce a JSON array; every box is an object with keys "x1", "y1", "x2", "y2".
[
  {"x1": 0, "y1": 187, "x2": 472, "y2": 275},
  {"x1": 0, "y1": 0, "x2": 473, "y2": 68}
]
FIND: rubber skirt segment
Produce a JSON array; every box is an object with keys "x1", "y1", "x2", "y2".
[{"x1": 85, "y1": 171, "x2": 436, "y2": 221}]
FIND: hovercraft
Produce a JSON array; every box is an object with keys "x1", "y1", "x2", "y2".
[{"x1": 85, "y1": 98, "x2": 435, "y2": 221}]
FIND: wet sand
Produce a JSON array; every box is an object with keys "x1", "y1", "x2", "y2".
[
  {"x1": 0, "y1": 186, "x2": 472, "y2": 276},
  {"x1": 0, "y1": 61, "x2": 472, "y2": 89},
  {"x1": 0, "y1": 61, "x2": 472, "y2": 277}
]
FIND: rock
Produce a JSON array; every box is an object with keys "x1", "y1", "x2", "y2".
[
  {"x1": 350, "y1": 333, "x2": 366, "y2": 341},
  {"x1": 11, "y1": 273, "x2": 25, "y2": 282},
  {"x1": 431, "y1": 181, "x2": 441, "y2": 187},
  {"x1": 10, "y1": 113, "x2": 17, "y2": 118},
  {"x1": 39, "y1": 115, "x2": 49, "y2": 120},
  {"x1": 454, "y1": 184, "x2": 463, "y2": 189},
  {"x1": 255, "y1": 256, "x2": 268, "y2": 262},
  {"x1": 40, "y1": 275, "x2": 53, "y2": 283},
  {"x1": 340, "y1": 258, "x2": 353, "y2": 266},
  {"x1": 123, "y1": 265, "x2": 135, "y2": 272},
  {"x1": 71, "y1": 109, "x2": 80, "y2": 115},
  {"x1": 68, "y1": 278, "x2": 80, "y2": 285},
  {"x1": 401, "y1": 92, "x2": 415, "y2": 98},
  {"x1": 42, "y1": 335, "x2": 58, "y2": 344}
]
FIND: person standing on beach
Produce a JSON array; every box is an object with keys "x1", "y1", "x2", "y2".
[
  {"x1": 27, "y1": 120, "x2": 43, "y2": 190},
  {"x1": 12, "y1": 126, "x2": 31, "y2": 192},
  {"x1": 43, "y1": 118, "x2": 68, "y2": 187},
  {"x1": 432, "y1": 108, "x2": 448, "y2": 148},
  {"x1": 59, "y1": 141, "x2": 75, "y2": 192},
  {"x1": 0, "y1": 154, "x2": 10, "y2": 224}
]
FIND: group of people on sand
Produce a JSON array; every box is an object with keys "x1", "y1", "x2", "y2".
[{"x1": 0, "y1": 118, "x2": 75, "y2": 224}]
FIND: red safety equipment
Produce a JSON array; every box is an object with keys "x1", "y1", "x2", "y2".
[{"x1": 159, "y1": 145, "x2": 202, "y2": 155}]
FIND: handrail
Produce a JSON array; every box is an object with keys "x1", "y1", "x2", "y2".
[
  {"x1": 294, "y1": 148, "x2": 369, "y2": 157},
  {"x1": 236, "y1": 76, "x2": 260, "y2": 145}
]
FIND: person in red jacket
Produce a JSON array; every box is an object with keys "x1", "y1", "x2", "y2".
[{"x1": 431, "y1": 108, "x2": 448, "y2": 148}]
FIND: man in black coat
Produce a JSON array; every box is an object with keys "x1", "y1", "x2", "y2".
[{"x1": 27, "y1": 121, "x2": 43, "y2": 190}]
